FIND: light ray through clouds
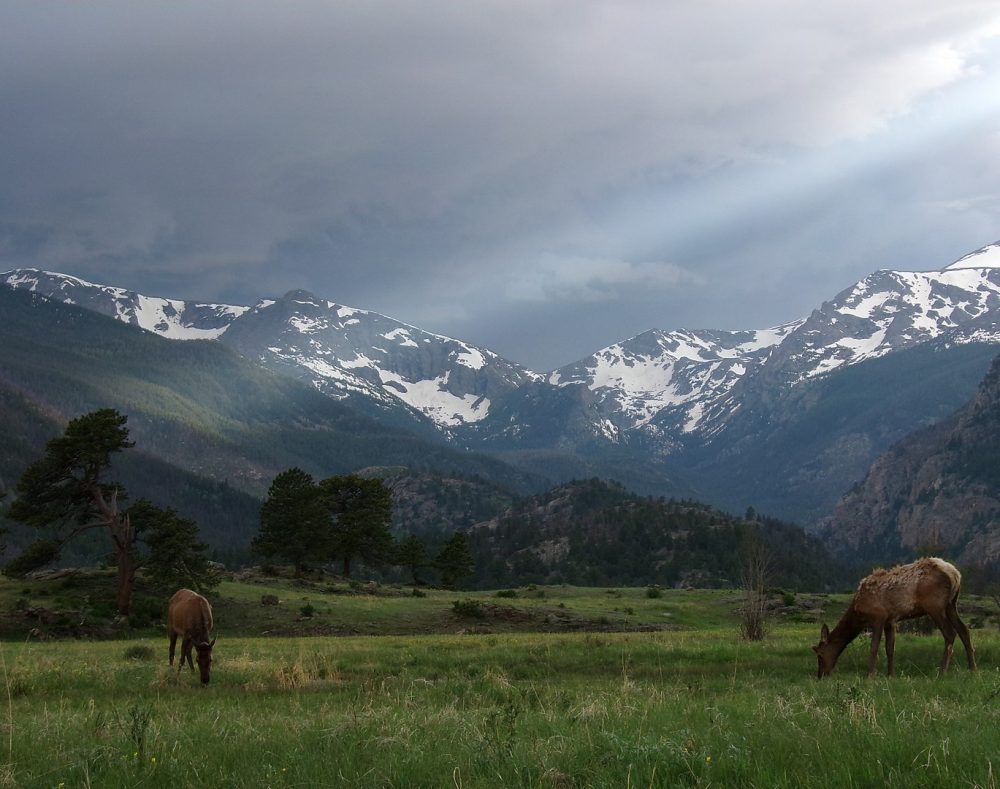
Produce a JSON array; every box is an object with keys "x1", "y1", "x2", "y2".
[
  {"x1": 3, "y1": 3, "x2": 1000, "y2": 370},
  {"x1": 568, "y1": 32, "x2": 1000, "y2": 284}
]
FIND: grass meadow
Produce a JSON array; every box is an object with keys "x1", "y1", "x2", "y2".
[{"x1": 0, "y1": 580, "x2": 998, "y2": 787}]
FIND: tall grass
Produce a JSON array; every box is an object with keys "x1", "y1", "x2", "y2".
[{"x1": 0, "y1": 625, "x2": 995, "y2": 787}]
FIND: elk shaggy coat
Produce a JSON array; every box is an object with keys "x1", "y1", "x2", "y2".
[
  {"x1": 813, "y1": 557, "x2": 975, "y2": 678},
  {"x1": 167, "y1": 588, "x2": 216, "y2": 685}
]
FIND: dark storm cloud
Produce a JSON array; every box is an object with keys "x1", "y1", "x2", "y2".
[{"x1": 1, "y1": 1, "x2": 999, "y2": 368}]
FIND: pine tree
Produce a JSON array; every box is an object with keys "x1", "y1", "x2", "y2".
[
  {"x1": 395, "y1": 534, "x2": 429, "y2": 585},
  {"x1": 433, "y1": 532, "x2": 475, "y2": 589},
  {"x1": 253, "y1": 468, "x2": 328, "y2": 575},
  {"x1": 320, "y1": 475, "x2": 393, "y2": 578},
  {"x1": 130, "y1": 499, "x2": 217, "y2": 594},
  {"x1": 8, "y1": 409, "x2": 138, "y2": 613}
]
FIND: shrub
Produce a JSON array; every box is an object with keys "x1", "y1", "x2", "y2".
[
  {"x1": 495, "y1": 589, "x2": 517, "y2": 599},
  {"x1": 646, "y1": 586, "x2": 662, "y2": 599},
  {"x1": 300, "y1": 603, "x2": 315, "y2": 618},
  {"x1": 4, "y1": 541, "x2": 61, "y2": 579},
  {"x1": 123, "y1": 645, "x2": 156, "y2": 661},
  {"x1": 411, "y1": 588, "x2": 427, "y2": 598},
  {"x1": 452, "y1": 599, "x2": 485, "y2": 619},
  {"x1": 128, "y1": 598, "x2": 164, "y2": 627},
  {"x1": 261, "y1": 594, "x2": 280, "y2": 606}
]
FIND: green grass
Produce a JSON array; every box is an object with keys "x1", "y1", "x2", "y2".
[
  {"x1": 0, "y1": 577, "x2": 996, "y2": 787},
  {"x1": 0, "y1": 627, "x2": 995, "y2": 787},
  {"x1": 7, "y1": 572, "x2": 833, "y2": 638}
]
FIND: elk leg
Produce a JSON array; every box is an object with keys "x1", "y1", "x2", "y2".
[
  {"x1": 884, "y1": 623, "x2": 896, "y2": 677},
  {"x1": 868, "y1": 622, "x2": 884, "y2": 677},
  {"x1": 180, "y1": 638, "x2": 193, "y2": 672},
  {"x1": 169, "y1": 632, "x2": 177, "y2": 666},
  {"x1": 929, "y1": 612, "x2": 956, "y2": 674},
  {"x1": 946, "y1": 604, "x2": 977, "y2": 671}
]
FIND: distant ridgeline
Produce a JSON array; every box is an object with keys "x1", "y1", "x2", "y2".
[
  {"x1": 464, "y1": 479, "x2": 850, "y2": 591},
  {"x1": 6, "y1": 246, "x2": 1000, "y2": 530},
  {"x1": 0, "y1": 286, "x2": 541, "y2": 563},
  {"x1": 7, "y1": 243, "x2": 1000, "y2": 578}
]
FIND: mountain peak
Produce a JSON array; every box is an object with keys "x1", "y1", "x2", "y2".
[
  {"x1": 942, "y1": 242, "x2": 1000, "y2": 271},
  {"x1": 280, "y1": 288, "x2": 323, "y2": 305}
]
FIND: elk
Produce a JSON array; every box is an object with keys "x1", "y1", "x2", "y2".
[
  {"x1": 813, "y1": 557, "x2": 976, "y2": 678},
  {"x1": 167, "y1": 588, "x2": 216, "y2": 685}
]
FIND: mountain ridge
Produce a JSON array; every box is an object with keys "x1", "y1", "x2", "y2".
[
  {"x1": 8, "y1": 243, "x2": 1000, "y2": 446},
  {"x1": 6, "y1": 240, "x2": 1000, "y2": 526}
]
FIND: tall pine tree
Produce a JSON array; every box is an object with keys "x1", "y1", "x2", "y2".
[
  {"x1": 253, "y1": 468, "x2": 328, "y2": 575},
  {"x1": 434, "y1": 532, "x2": 475, "y2": 589},
  {"x1": 320, "y1": 474, "x2": 393, "y2": 578},
  {"x1": 8, "y1": 409, "x2": 138, "y2": 613}
]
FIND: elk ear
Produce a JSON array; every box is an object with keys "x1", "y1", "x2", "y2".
[
  {"x1": 820, "y1": 624, "x2": 830, "y2": 644},
  {"x1": 209, "y1": 638, "x2": 216, "y2": 648}
]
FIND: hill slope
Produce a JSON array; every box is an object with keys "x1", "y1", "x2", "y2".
[
  {"x1": 822, "y1": 353, "x2": 1000, "y2": 564},
  {"x1": 0, "y1": 287, "x2": 542, "y2": 550},
  {"x1": 467, "y1": 478, "x2": 849, "y2": 590},
  {"x1": 6, "y1": 241, "x2": 1000, "y2": 525}
]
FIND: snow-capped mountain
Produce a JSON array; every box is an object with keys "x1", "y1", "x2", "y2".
[
  {"x1": 218, "y1": 289, "x2": 539, "y2": 428},
  {"x1": 944, "y1": 241, "x2": 1000, "y2": 270},
  {"x1": 5, "y1": 242, "x2": 1000, "y2": 525},
  {"x1": 759, "y1": 265, "x2": 1000, "y2": 387},
  {"x1": 544, "y1": 242, "x2": 1000, "y2": 442},
  {"x1": 547, "y1": 323, "x2": 802, "y2": 439},
  {"x1": 0, "y1": 268, "x2": 247, "y2": 339},
  {"x1": 0, "y1": 268, "x2": 538, "y2": 431},
  {"x1": 5, "y1": 241, "x2": 1000, "y2": 445}
]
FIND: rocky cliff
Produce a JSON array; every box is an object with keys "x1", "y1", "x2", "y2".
[{"x1": 823, "y1": 354, "x2": 1000, "y2": 563}]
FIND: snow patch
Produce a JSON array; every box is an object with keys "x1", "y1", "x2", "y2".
[
  {"x1": 453, "y1": 346, "x2": 486, "y2": 370},
  {"x1": 382, "y1": 328, "x2": 418, "y2": 347},
  {"x1": 944, "y1": 243, "x2": 1000, "y2": 271},
  {"x1": 289, "y1": 315, "x2": 327, "y2": 333},
  {"x1": 377, "y1": 369, "x2": 490, "y2": 425}
]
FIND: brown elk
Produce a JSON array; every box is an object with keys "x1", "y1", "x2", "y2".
[
  {"x1": 167, "y1": 588, "x2": 216, "y2": 685},
  {"x1": 813, "y1": 557, "x2": 976, "y2": 678}
]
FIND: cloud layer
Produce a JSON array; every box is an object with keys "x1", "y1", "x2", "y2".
[{"x1": 2, "y1": 1, "x2": 999, "y2": 368}]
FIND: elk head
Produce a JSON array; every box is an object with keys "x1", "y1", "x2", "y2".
[
  {"x1": 812, "y1": 624, "x2": 836, "y2": 679},
  {"x1": 195, "y1": 638, "x2": 216, "y2": 685}
]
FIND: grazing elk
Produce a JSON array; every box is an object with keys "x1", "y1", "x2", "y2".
[
  {"x1": 167, "y1": 588, "x2": 216, "y2": 685},
  {"x1": 813, "y1": 557, "x2": 976, "y2": 678}
]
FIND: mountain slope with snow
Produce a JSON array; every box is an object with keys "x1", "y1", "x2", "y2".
[
  {"x1": 5, "y1": 241, "x2": 1000, "y2": 525},
  {"x1": 1, "y1": 268, "x2": 247, "y2": 339},
  {"x1": 546, "y1": 323, "x2": 802, "y2": 439},
  {"x1": 6, "y1": 240, "x2": 1000, "y2": 455},
  {"x1": 943, "y1": 241, "x2": 1000, "y2": 270},
  {"x1": 218, "y1": 288, "x2": 540, "y2": 429},
  {"x1": 0, "y1": 269, "x2": 539, "y2": 431}
]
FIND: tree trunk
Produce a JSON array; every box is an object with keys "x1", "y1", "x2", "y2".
[
  {"x1": 110, "y1": 511, "x2": 136, "y2": 616},
  {"x1": 342, "y1": 556, "x2": 351, "y2": 578},
  {"x1": 115, "y1": 545, "x2": 133, "y2": 616}
]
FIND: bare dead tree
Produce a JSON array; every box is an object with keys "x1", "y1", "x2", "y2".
[{"x1": 739, "y1": 538, "x2": 772, "y2": 641}]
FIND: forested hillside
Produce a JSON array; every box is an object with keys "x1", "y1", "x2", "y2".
[
  {"x1": 681, "y1": 340, "x2": 999, "y2": 524},
  {"x1": 0, "y1": 287, "x2": 542, "y2": 554},
  {"x1": 466, "y1": 479, "x2": 850, "y2": 590},
  {"x1": 365, "y1": 466, "x2": 520, "y2": 538}
]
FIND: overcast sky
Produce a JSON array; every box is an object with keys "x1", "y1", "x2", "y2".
[{"x1": 2, "y1": 2, "x2": 1000, "y2": 370}]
